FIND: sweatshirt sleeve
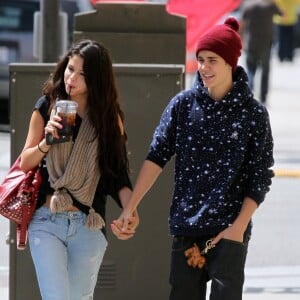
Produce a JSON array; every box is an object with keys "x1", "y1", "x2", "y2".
[
  {"x1": 244, "y1": 105, "x2": 274, "y2": 205},
  {"x1": 146, "y1": 95, "x2": 179, "y2": 168}
]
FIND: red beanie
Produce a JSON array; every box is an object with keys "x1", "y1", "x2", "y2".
[{"x1": 195, "y1": 17, "x2": 242, "y2": 72}]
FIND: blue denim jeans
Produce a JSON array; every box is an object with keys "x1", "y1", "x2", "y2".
[
  {"x1": 28, "y1": 206, "x2": 108, "y2": 300},
  {"x1": 169, "y1": 235, "x2": 250, "y2": 300}
]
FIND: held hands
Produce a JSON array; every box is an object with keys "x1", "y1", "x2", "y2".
[{"x1": 111, "y1": 209, "x2": 139, "y2": 240}]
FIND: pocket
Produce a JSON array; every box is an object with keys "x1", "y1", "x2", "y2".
[
  {"x1": 217, "y1": 238, "x2": 246, "y2": 258},
  {"x1": 221, "y1": 232, "x2": 251, "y2": 246},
  {"x1": 210, "y1": 238, "x2": 248, "y2": 278},
  {"x1": 171, "y1": 236, "x2": 194, "y2": 252},
  {"x1": 221, "y1": 238, "x2": 244, "y2": 246},
  {"x1": 29, "y1": 207, "x2": 51, "y2": 226}
]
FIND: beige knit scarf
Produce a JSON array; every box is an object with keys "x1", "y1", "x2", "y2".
[{"x1": 46, "y1": 116, "x2": 105, "y2": 230}]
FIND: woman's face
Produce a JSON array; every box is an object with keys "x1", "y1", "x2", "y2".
[{"x1": 64, "y1": 54, "x2": 88, "y2": 101}]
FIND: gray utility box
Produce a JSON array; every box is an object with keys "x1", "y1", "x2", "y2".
[
  {"x1": 9, "y1": 62, "x2": 184, "y2": 299},
  {"x1": 73, "y1": 2, "x2": 186, "y2": 64}
]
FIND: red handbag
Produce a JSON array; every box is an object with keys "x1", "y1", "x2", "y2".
[{"x1": 0, "y1": 156, "x2": 42, "y2": 250}]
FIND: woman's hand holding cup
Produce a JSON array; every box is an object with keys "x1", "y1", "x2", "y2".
[{"x1": 45, "y1": 100, "x2": 78, "y2": 145}]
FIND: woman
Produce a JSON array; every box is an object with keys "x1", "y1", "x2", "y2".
[{"x1": 20, "y1": 39, "x2": 138, "y2": 300}]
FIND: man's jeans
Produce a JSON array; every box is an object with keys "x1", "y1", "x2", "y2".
[
  {"x1": 169, "y1": 234, "x2": 249, "y2": 300},
  {"x1": 28, "y1": 206, "x2": 107, "y2": 300}
]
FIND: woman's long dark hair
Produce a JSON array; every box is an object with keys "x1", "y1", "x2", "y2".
[{"x1": 43, "y1": 39, "x2": 128, "y2": 178}]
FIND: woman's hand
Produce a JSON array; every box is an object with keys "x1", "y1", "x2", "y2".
[
  {"x1": 45, "y1": 114, "x2": 62, "y2": 139},
  {"x1": 111, "y1": 209, "x2": 139, "y2": 240}
]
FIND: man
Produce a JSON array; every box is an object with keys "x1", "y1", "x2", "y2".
[
  {"x1": 273, "y1": 0, "x2": 300, "y2": 62},
  {"x1": 239, "y1": 0, "x2": 282, "y2": 104},
  {"x1": 112, "y1": 17, "x2": 274, "y2": 300}
]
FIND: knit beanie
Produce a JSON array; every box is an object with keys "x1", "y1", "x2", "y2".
[{"x1": 195, "y1": 17, "x2": 242, "y2": 72}]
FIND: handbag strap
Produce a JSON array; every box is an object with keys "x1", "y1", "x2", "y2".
[{"x1": 16, "y1": 202, "x2": 30, "y2": 250}]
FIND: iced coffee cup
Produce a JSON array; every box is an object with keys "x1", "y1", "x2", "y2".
[
  {"x1": 46, "y1": 100, "x2": 78, "y2": 145},
  {"x1": 56, "y1": 100, "x2": 78, "y2": 138}
]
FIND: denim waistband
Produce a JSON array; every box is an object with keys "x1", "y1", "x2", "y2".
[{"x1": 37, "y1": 206, "x2": 86, "y2": 220}]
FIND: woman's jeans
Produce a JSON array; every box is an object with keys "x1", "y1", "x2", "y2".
[
  {"x1": 28, "y1": 206, "x2": 108, "y2": 300},
  {"x1": 169, "y1": 235, "x2": 250, "y2": 300}
]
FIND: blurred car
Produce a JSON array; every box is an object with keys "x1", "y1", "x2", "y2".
[
  {"x1": 0, "y1": 0, "x2": 39, "y2": 125},
  {"x1": 0, "y1": 0, "x2": 79, "y2": 126}
]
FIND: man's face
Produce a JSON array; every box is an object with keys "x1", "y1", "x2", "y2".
[{"x1": 197, "y1": 50, "x2": 233, "y2": 100}]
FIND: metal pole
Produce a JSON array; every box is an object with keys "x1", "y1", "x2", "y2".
[{"x1": 40, "y1": 0, "x2": 60, "y2": 62}]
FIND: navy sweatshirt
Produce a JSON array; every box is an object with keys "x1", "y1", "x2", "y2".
[{"x1": 146, "y1": 66, "x2": 274, "y2": 237}]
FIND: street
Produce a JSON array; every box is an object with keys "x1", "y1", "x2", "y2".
[
  {"x1": 241, "y1": 49, "x2": 300, "y2": 300},
  {"x1": 1, "y1": 50, "x2": 300, "y2": 299}
]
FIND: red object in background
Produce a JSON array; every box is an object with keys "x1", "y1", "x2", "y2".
[{"x1": 166, "y1": 0, "x2": 241, "y2": 72}]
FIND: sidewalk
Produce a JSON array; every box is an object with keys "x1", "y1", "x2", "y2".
[
  {"x1": 241, "y1": 49, "x2": 300, "y2": 300},
  {"x1": 243, "y1": 266, "x2": 300, "y2": 300},
  {"x1": 268, "y1": 55, "x2": 300, "y2": 174}
]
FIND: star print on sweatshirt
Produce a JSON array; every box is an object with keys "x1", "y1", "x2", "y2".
[{"x1": 146, "y1": 66, "x2": 274, "y2": 237}]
